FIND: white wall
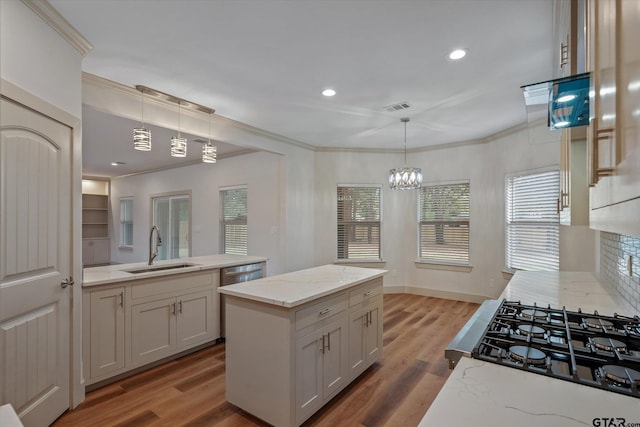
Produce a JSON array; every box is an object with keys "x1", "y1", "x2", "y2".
[
  {"x1": 315, "y1": 124, "x2": 594, "y2": 301},
  {"x1": 110, "y1": 151, "x2": 285, "y2": 274},
  {"x1": 0, "y1": 1, "x2": 83, "y2": 118}
]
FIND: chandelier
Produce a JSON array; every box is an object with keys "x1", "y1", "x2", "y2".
[{"x1": 389, "y1": 118, "x2": 422, "y2": 189}]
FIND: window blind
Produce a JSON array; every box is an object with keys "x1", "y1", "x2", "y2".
[
  {"x1": 506, "y1": 170, "x2": 559, "y2": 271},
  {"x1": 221, "y1": 187, "x2": 248, "y2": 255},
  {"x1": 419, "y1": 182, "x2": 470, "y2": 264},
  {"x1": 337, "y1": 186, "x2": 381, "y2": 260}
]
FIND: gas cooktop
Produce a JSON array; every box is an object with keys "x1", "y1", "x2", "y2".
[{"x1": 472, "y1": 300, "x2": 640, "y2": 398}]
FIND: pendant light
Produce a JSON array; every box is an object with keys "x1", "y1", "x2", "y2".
[
  {"x1": 202, "y1": 112, "x2": 217, "y2": 163},
  {"x1": 133, "y1": 88, "x2": 151, "y2": 151},
  {"x1": 170, "y1": 101, "x2": 187, "y2": 157},
  {"x1": 389, "y1": 117, "x2": 422, "y2": 189}
]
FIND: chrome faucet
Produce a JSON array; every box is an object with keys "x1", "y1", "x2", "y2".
[{"x1": 148, "y1": 225, "x2": 162, "y2": 265}]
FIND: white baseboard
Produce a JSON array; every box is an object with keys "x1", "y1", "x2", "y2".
[{"x1": 383, "y1": 285, "x2": 489, "y2": 304}]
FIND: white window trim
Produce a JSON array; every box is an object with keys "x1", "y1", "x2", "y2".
[
  {"x1": 504, "y1": 166, "x2": 560, "y2": 272},
  {"x1": 417, "y1": 179, "x2": 471, "y2": 267},
  {"x1": 336, "y1": 183, "x2": 383, "y2": 262},
  {"x1": 220, "y1": 185, "x2": 248, "y2": 256},
  {"x1": 118, "y1": 196, "x2": 134, "y2": 249}
]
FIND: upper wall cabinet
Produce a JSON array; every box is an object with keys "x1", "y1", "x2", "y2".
[{"x1": 588, "y1": 0, "x2": 640, "y2": 236}]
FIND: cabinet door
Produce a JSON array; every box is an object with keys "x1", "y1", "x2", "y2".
[
  {"x1": 365, "y1": 299, "x2": 383, "y2": 365},
  {"x1": 90, "y1": 287, "x2": 125, "y2": 378},
  {"x1": 323, "y1": 315, "x2": 348, "y2": 401},
  {"x1": 348, "y1": 306, "x2": 368, "y2": 378},
  {"x1": 176, "y1": 289, "x2": 214, "y2": 349},
  {"x1": 295, "y1": 329, "x2": 324, "y2": 424},
  {"x1": 131, "y1": 297, "x2": 176, "y2": 366}
]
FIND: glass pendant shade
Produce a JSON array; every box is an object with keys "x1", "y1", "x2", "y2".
[
  {"x1": 389, "y1": 166, "x2": 423, "y2": 189},
  {"x1": 171, "y1": 135, "x2": 187, "y2": 157},
  {"x1": 133, "y1": 127, "x2": 151, "y2": 151},
  {"x1": 389, "y1": 117, "x2": 422, "y2": 190},
  {"x1": 202, "y1": 142, "x2": 217, "y2": 163}
]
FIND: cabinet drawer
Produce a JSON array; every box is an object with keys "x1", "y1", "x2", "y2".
[
  {"x1": 131, "y1": 271, "x2": 217, "y2": 300},
  {"x1": 349, "y1": 278, "x2": 382, "y2": 307},
  {"x1": 295, "y1": 293, "x2": 347, "y2": 331}
]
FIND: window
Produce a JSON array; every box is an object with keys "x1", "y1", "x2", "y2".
[
  {"x1": 221, "y1": 187, "x2": 248, "y2": 255},
  {"x1": 119, "y1": 197, "x2": 133, "y2": 247},
  {"x1": 337, "y1": 185, "x2": 381, "y2": 261},
  {"x1": 506, "y1": 170, "x2": 559, "y2": 271},
  {"x1": 152, "y1": 193, "x2": 191, "y2": 260},
  {"x1": 418, "y1": 182, "x2": 470, "y2": 264}
]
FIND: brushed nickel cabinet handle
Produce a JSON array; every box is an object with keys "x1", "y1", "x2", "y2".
[
  {"x1": 178, "y1": 300, "x2": 183, "y2": 314},
  {"x1": 319, "y1": 308, "x2": 331, "y2": 316},
  {"x1": 119, "y1": 292, "x2": 124, "y2": 307},
  {"x1": 327, "y1": 332, "x2": 331, "y2": 351}
]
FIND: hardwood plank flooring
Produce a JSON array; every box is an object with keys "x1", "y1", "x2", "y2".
[{"x1": 53, "y1": 294, "x2": 478, "y2": 427}]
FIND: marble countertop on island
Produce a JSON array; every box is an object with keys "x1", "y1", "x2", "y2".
[
  {"x1": 218, "y1": 264, "x2": 387, "y2": 308},
  {"x1": 82, "y1": 254, "x2": 268, "y2": 287},
  {"x1": 419, "y1": 357, "x2": 639, "y2": 427}
]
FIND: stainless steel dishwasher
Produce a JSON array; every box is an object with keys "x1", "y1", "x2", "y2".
[{"x1": 219, "y1": 262, "x2": 265, "y2": 338}]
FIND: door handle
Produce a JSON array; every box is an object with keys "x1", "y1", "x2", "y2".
[{"x1": 61, "y1": 277, "x2": 74, "y2": 289}]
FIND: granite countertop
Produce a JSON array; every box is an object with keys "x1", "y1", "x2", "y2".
[
  {"x1": 218, "y1": 264, "x2": 387, "y2": 308},
  {"x1": 82, "y1": 254, "x2": 268, "y2": 287},
  {"x1": 420, "y1": 271, "x2": 639, "y2": 426}
]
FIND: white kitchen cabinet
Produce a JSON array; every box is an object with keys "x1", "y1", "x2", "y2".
[
  {"x1": 176, "y1": 289, "x2": 215, "y2": 349},
  {"x1": 83, "y1": 269, "x2": 219, "y2": 386},
  {"x1": 82, "y1": 238, "x2": 111, "y2": 266},
  {"x1": 89, "y1": 286, "x2": 125, "y2": 380},
  {"x1": 348, "y1": 280, "x2": 383, "y2": 380},
  {"x1": 131, "y1": 297, "x2": 177, "y2": 366},
  {"x1": 131, "y1": 290, "x2": 215, "y2": 366},
  {"x1": 224, "y1": 273, "x2": 384, "y2": 427},
  {"x1": 295, "y1": 312, "x2": 348, "y2": 423},
  {"x1": 587, "y1": 0, "x2": 640, "y2": 236}
]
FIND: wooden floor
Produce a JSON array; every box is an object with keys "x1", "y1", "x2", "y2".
[{"x1": 53, "y1": 294, "x2": 478, "y2": 427}]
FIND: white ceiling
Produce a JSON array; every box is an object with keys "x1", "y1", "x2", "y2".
[{"x1": 50, "y1": 0, "x2": 554, "y2": 178}]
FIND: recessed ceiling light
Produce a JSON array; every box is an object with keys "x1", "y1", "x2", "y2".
[
  {"x1": 448, "y1": 49, "x2": 467, "y2": 60},
  {"x1": 557, "y1": 94, "x2": 577, "y2": 103},
  {"x1": 111, "y1": 161, "x2": 126, "y2": 166},
  {"x1": 322, "y1": 88, "x2": 336, "y2": 97}
]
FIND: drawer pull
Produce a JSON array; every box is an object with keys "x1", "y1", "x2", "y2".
[
  {"x1": 364, "y1": 290, "x2": 373, "y2": 297},
  {"x1": 319, "y1": 308, "x2": 331, "y2": 316}
]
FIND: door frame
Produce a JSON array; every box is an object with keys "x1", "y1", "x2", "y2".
[{"x1": 1, "y1": 79, "x2": 85, "y2": 409}]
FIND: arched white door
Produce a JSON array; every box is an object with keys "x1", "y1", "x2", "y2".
[{"x1": 0, "y1": 96, "x2": 72, "y2": 426}]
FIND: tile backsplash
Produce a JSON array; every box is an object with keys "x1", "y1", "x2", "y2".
[{"x1": 600, "y1": 232, "x2": 640, "y2": 312}]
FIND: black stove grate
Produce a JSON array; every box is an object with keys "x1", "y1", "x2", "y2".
[{"x1": 471, "y1": 300, "x2": 640, "y2": 398}]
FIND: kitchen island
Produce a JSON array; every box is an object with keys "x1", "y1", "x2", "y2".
[
  {"x1": 218, "y1": 264, "x2": 387, "y2": 427},
  {"x1": 419, "y1": 272, "x2": 639, "y2": 426},
  {"x1": 82, "y1": 254, "x2": 267, "y2": 386}
]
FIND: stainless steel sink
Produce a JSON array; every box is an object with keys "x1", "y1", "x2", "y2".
[{"x1": 124, "y1": 263, "x2": 199, "y2": 274}]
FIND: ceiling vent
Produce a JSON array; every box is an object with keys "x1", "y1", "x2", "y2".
[{"x1": 384, "y1": 102, "x2": 411, "y2": 112}]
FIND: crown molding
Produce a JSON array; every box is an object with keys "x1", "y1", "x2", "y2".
[
  {"x1": 21, "y1": 0, "x2": 93, "y2": 56},
  {"x1": 82, "y1": 73, "x2": 315, "y2": 152}
]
